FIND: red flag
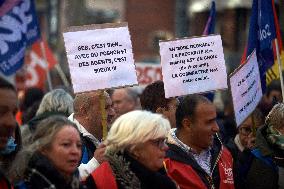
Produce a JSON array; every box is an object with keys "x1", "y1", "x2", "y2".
[
  {"x1": 24, "y1": 39, "x2": 57, "y2": 89},
  {"x1": 0, "y1": 0, "x2": 21, "y2": 17},
  {"x1": 271, "y1": 0, "x2": 283, "y2": 56},
  {"x1": 265, "y1": 0, "x2": 284, "y2": 83}
]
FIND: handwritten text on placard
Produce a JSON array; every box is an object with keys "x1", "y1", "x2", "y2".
[
  {"x1": 159, "y1": 35, "x2": 227, "y2": 98},
  {"x1": 230, "y1": 51, "x2": 262, "y2": 127},
  {"x1": 63, "y1": 23, "x2": 137, "y2": 93}
]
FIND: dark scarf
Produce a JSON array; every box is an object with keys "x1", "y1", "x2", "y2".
[
  {"x1": 25, "y1": 153, "x2": 80, "y2": 189},
  {"x1": 105, "y1": 151, "x2": 177, "y2": 189},
  {"x1": 266, "y1": 126, "x2": 284, "y2": 151}
]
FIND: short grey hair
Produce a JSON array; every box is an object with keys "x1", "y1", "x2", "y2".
[
  {"x1": 105, "y1": 110, "x2": 170, "y2": 153},
  {"x1": 265, "y1": 103, "x2": 284, "y2": 129},
  {"x1": 36, "y1": 89, "x2": 74, "y2": 116},
  {"x1": 126, "y1": 87, "x2": 140, "y2": 101}
]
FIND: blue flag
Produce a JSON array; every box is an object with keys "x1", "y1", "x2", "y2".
[
  {"x1": 203, "y1": 0, "x2": 216, "y2": 35},
  {"x1": 0, "y1": 0, "x2": 40, "y2": 75},
  {"x1": 246, "y1": 0, "x2": 276, "y2": 93}
]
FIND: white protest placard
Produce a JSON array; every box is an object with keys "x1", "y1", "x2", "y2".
[
  {"x1": 159, "y1": 35, "x2": 227, "y2": 98},
  {"x1": 230, "y1": 51, "x2": 262, "y2": 127},
  {"x1": 63, "y1": 23, "x2": 138, "y2": 93}
]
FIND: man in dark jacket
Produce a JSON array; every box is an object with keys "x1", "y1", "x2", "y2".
[
  {"x1": 164, "y1": 94, "x2": 234, "y2": 189},
  {"x1": 69, "y1": 90, "x2": 115, "y2": 181},
  {"x1": 0, "y1": 77, "x2": 18, "y2": 189}
]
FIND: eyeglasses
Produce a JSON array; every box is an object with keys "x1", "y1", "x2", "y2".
[
  {"x1": 150, "y1": 138, "x2": 168, "y2": 149},
  {"x1": 239, "y1": 127, "x2": 253, "y2": 136}
]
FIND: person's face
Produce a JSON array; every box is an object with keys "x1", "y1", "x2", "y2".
[
  {"x1": 105, "y1": 92, "x2": 115, "y2": 125},
  {"x1": 0, "y1": 89, "x2": 17, "y2": 150},
  {"x1": 133, "y1": 137, "x2": 168, "y2": 171},
  {"x1": 112, "y1": 89, "x2": 136, "y2": 117},
  {"x1": 43, "y1": 126, "x2": 82, "y2": 177},
  {"x1": 162, "y1": 98, "x2": 178, "y2": 128},
  {"x1": 238, "y1": 117, "x2": 254, "y2": 147},
  {"x1": 89, "y1": 92, "x2": 115, "y2": 138},
  {"x1": 189, "y1": 103, "x2": 219, "y2": 150}
]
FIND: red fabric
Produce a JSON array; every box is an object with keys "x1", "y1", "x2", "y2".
[
  {"x1": 91, "y1": 162, "x2": 117, "y2": 189},
  {"x1": 218, "y1": 147, "x2": 234, "y2": 188},
  {"x1": 240, "y1": 46, "x2": 247, "y2": 65},
  {"x1": 165, "y1": 159, "x2": 207, "y2": 189},
  {"x1": 0, "y1": 178, "x2": 10, "y2": 189},
  {"x1": 164, "y1": 147, "x2": 234, "y2": 189},
  {"x1": 20, "y1": 39, "x2": 57, "y2": 90},
  {"x1": 272, "y1": 0, "x2": 283, "y2": 56},
  {"x1": 15, "y1": 111, "x2": 22, "y2": 126}
]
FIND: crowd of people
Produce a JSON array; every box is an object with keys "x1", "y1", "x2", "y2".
[{"x1": 0, "y1": 76, "x2": 284, "y2": 189}]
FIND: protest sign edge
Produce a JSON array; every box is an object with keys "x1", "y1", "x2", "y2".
[
  {"x1": 63, "y1": 22, "x2": 128, "y2": 33},
  {"x1": 228, "y1": 49, "x2": 262, "y2": 127},
  {"x1": 158, "y1": 33, "x2": 221, "y2": 44}
]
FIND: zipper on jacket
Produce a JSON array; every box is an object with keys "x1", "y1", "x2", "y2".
[
  {"x1": 205, "y1": 175, "x2": 215, "y2": 189},
  {"x1": 207, "y1": 135, "x2": 223, "y2": 189}
]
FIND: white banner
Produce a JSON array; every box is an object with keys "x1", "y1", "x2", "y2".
[
  {"x1": 230, "y1": 51, "x2": 262, "y2": 127},
  {"x1": 63, "y1": 23, "x2": 138, "y2": 93},
  {"x1": 159, "y1": 34, "x2": 227, "y2": 98}
]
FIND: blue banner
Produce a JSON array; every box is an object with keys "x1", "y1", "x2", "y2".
[
  {"x1": 246, "y1": 0, "x2": 276, "y2": 93},
  {"x1": 0, "y1": 0, "x2": 40, "y2": 75}
]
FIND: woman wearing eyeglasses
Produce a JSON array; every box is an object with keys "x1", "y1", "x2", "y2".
[
  {"x1": 85, "y1": 110, "x2": 178, "y2": 189},
  {"x1": 225, "y1": 109, "x2": 264, "y2": 189}
]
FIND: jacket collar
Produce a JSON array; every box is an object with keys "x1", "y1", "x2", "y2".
[
  {"x1": 234, "y1": 134, "x2": 245, "y2": 152},
  {"x1": 166, "y1": 129, "x2": 223, "y2": 174},
  {"x1": 68, "y1": 113, "x2": 100, "y2": 147},
  {"x1": 27, "y1": 152, "x2": 80, "y2": 189}
]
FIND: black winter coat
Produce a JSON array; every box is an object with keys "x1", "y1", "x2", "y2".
[
  {"x1": 225, "y1": 138, "x2": 254, "y2": 189},
  {"x1": 18, "y1": 153, "x2": 85, "y2": 189},
  {"x1": 86, "y1": 152, "x2": 177, "y2": 189}
]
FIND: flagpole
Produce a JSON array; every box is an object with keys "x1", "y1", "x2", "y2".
[
  {"x1": 55, "y1": 64, "x2": 70, "y2": 87},
  {"x1": 99, "y1": 91, "x2": 107, "y2": 140},
  {"x1": 274, "y1": 39, "x2": 284, "y2": 101},
  {"x1": 39, "y1": 40, "x2": 53, "y2": 91}
]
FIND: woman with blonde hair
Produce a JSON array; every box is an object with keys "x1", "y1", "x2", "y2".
[
  {"x1": 9, "y1": 116, "x2": 84, "y2": 189},
  {"x1": 86, "y1": 110, "x2": 178, "y2": 189}
]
